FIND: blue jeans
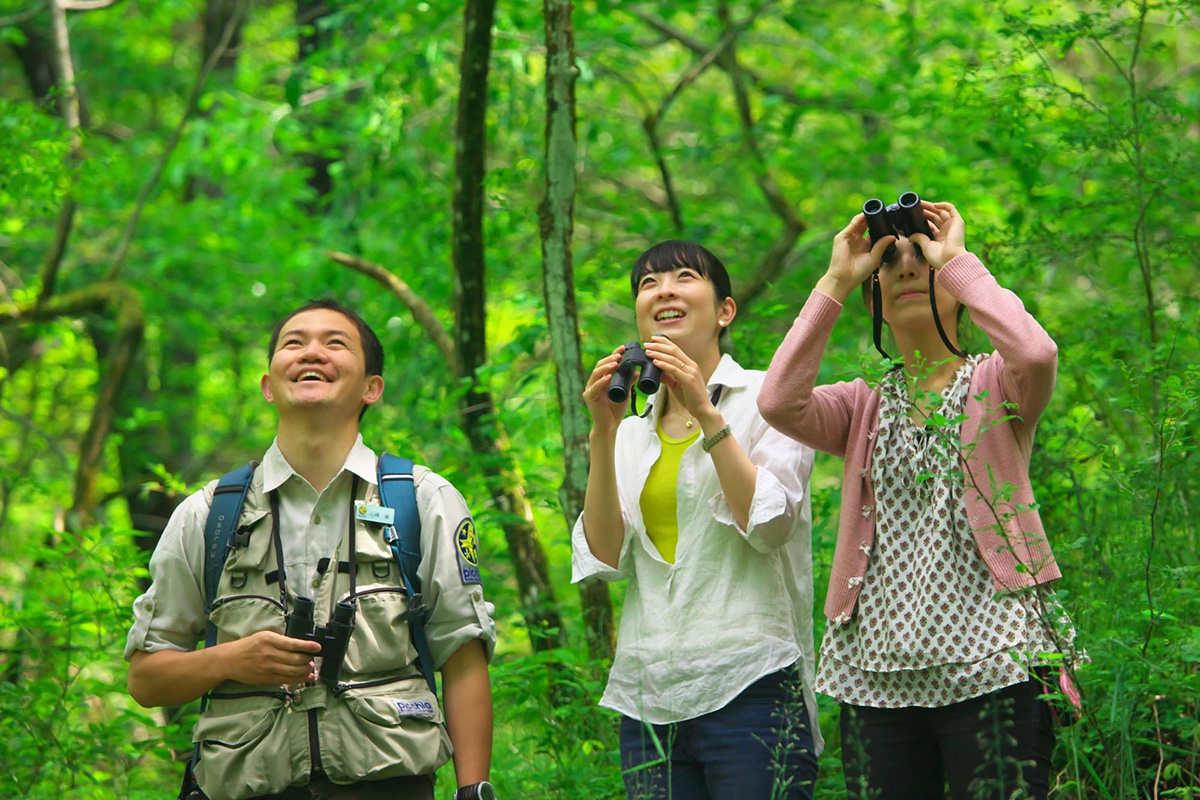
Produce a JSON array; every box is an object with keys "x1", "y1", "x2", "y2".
[{"x1": 619, "y1": 666, "x2": 817, "y2": 800}]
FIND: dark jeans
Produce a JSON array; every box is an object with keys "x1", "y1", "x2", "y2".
[
  {"x1": 619, "y1": 666, "x2": 817, "y2": 800},
  {"x1": 248, "y1": 773, "x2": 434, "y2": 800},
  {"x1": 840, "y1": 678, "x2": 1056, "y2": 800}
]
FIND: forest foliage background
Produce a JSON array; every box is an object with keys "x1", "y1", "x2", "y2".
[{"x1": 1, "y1": 0, "x2": 1197, "y2": 797}]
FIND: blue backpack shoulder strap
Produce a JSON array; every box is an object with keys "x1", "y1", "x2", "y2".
[
  {"x1": 202, "y1": 461, "x2": 257, "y2": 649},
  {"x1": 376, "y1": 453, "x2": 437, "y2": 696}
]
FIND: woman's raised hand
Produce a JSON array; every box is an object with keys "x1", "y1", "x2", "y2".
[
  {"x1": 908, "y1": 200, "x2": 966, "y2": 269},
  {"x1": 583, "y1": 345, "x2": 628, "y2": 439},
  {"x1": 644, "y1": 336, "x2": 715, "y2": 423},
  {"x1": 820, "y1": 214, "x2": 896, "y2": 302}
]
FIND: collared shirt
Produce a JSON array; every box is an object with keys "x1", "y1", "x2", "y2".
[
  {"x1": 572, "y1": 355, "x2": 819, "y2": 743},
  {"x1": 124, "y1": 435, "x2": 496, "y2": 668}
]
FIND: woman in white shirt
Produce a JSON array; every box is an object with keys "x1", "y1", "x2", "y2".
[{"x1": 572, "y1": 240, "x2": 820, "y2": 800}]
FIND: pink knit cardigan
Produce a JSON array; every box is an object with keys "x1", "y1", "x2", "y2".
[{"x1": 758, "y1": 253, "x2": 1063, "y2": 623}]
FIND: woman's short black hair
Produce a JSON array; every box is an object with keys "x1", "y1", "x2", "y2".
[{"x1": 630, "y1": 240, "x2": 734, "y2": 304}]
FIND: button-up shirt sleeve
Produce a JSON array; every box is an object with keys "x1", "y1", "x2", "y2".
[
  {"x1": 570, "y1": 511, "x2": 635, "y2": 583},
  {"x1": 707, "y1": 412, "x2": 815, "y2": 553},
  {"x1": 123, "y1": 486, "x2": 213, "y2": 660},
  {"x1": 417, "y1": 476, "x2": 498, "y2": 669}
]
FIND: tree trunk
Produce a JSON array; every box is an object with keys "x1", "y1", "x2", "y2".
[
  {"x1": 539, "y1": 0, "x2": 615, "y2": 663},
  {"x1": 296, "y1": 0, "x2": 335, "y2": 204},
  {"x1": 453, "y1": 0, "x2": 566, "y2": 651}
]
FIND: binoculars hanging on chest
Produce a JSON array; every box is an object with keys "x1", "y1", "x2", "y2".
[{"x1": 286, "y1": 596, "x2": 356, "y2": 686}]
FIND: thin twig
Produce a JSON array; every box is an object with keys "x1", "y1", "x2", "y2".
[
  {"x1": 0, "y1": 404, "x2": 71, "y2": 468},
  {"x1": 325, "y1": 250, "x2": 458, "y2": 374},
  {"x1": 105, "y1": 0, "x2": 248, "y2": 281}
]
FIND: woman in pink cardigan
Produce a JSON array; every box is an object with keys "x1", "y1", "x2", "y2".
[{"x1": 758, "y1": 200, "x2": 1077, "y2": 799}]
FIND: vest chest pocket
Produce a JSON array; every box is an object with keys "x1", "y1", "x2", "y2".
[
  {"x1": 322, "y1": 680, "x2": 451, "y2": 783},
  {"x1": 341, "y1": 526, "x2": 415, "y2": 677},
  {"x1": 210, "y1": 510, "x2": 284, "y2": 645},
  {"x1": 343, "y1": 587, "x2": 414, "y2": 677}
]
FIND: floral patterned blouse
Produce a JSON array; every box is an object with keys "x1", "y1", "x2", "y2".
[{"x1": 816, "y1": 356, "x2": 1075, "y2": 708}]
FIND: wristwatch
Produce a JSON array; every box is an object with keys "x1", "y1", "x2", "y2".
[{"x1": 455, "y1": 782, "x2": 497, "y2": 800}]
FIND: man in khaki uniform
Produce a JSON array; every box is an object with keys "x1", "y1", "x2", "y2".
[{"x1": 126, "y1": 299, "x2": 498, "y2": 800}]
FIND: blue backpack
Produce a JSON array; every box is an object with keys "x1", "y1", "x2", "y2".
[{"x1": 200, "y1": 453, "x2": 437, "y2": 695}]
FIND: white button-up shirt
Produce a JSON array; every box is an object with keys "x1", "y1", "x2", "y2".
[{"x1": 572, "y1": 355, "x2": 819, "y2": 745}]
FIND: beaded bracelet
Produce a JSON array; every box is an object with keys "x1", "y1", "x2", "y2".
[{"x1": 701, "y1": 424, "x2": 732, "y2": 453}]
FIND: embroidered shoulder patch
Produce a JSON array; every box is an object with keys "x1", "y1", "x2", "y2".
[{"x1": 455, "y1": 517, "x2": 481, "y2": 585}]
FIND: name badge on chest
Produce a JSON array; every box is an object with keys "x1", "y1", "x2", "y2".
[{"x1": 355, "y1": 503, "x2": 395, "y2": 526}]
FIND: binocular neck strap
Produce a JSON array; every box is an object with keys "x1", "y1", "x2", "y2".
[
  {"x1": 639, "y1": 382, "x2": 725, "y2": 421},
  {"x1": 871, "y1": 271, "x2": 890, "y2": 361},
  {"x1": 928, "y1": 268, "x2": 967, "y2": 358},
  {"x1": 872, "y1": 269, "x2": 967, "y2": 360},
  {"x1": 268, "y1": 491, "x2": 289, "y2": 613},
  {"x1": 346, "y1": 476, "x2": 360, "y2": 599}
]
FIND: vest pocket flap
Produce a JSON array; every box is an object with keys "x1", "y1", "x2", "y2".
[
  {"x1": 221, "y1": 509, "x2": 273, "y2": 573},
  {"x1": 193, "y1": 708, "x2": 274, "y2": 749},
  {"x1": 343, "y1": 683, "x2": 443, "y2": 727},
  {"x1": 209, "y1": 596, "x2": 285, "y2": 644},
  {"x1": 354, "y1": 522, "x2": 396, "y2": 562}
]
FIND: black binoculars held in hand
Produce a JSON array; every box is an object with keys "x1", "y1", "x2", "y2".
[
  {"x1": 285, "y1": 595, "x2": 316, "y2": 640},
  {"x1": 860, "y1": 191, "x2": 965, "y2": 360},
  {"x1": 863, "y1": 191, "x2": 933, "y2": 249},
  {"x1": 608, "y1": 342, "x2": 663, "y2": 409},
  {"x1": 285, "y1": 596, "x2": 356, "y2": 687}
]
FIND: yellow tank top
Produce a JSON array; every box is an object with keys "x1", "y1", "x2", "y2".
[{"x1": 640, "y1": 420, "x2": 700, "y2": 563}]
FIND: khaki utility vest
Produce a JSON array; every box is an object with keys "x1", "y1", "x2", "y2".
[{"x1": 192, "y1": 467, "x2": 450, "y2": 800}]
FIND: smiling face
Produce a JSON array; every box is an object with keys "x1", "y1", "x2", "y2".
[
  {"x1": 634, "y1": 266, "x2": 735, "y2": 356},
  {"x1": 629, "y1": 240, "x2": 736, "y2": 360},
  {"x1": 876, "y1": 237, "x2": 960, "y2": 334},
  {"x1": 261, "y1": 308, "x2": 383, "y2": 423}
]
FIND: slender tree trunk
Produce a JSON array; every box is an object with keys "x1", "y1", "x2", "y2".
[
  {"x1": 453, "y1": 0, "x2": 566, "y2": 651},
  {"x1": 539, "y1": 0, "x2": 615, "y2": 663},
  {"x1": 295, "y1": 0, "x2": 335, "y2": 205}
]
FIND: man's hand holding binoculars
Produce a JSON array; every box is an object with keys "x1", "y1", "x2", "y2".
[{"x1": 224, "y1": 629, "x2": 321, "y2": 686}]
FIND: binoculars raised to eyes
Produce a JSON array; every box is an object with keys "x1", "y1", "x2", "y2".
[
  {"x1": 860, "y1": 191, "x2": 965, "y2": 360},
  {"x1": 863, "y1": 191, "x2": 932, "y2": 253},
  {"x1": 607, "y1": 343, "x2": 663, "y2": 404}
]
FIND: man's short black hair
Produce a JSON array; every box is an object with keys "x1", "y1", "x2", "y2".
[
  {"x1": 267, "y1": 298, "x2": 385, "y2": 377},
  {"x1": 630, "y1": 240, "x2": 734, "y2": 304}
]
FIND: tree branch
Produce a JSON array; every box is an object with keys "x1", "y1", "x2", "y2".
[
  {"x1": 714, "y1": 2, "x2": 806, "y2": 310},
  {"x1": 58, "y1": 0, "x2": 123, "y2": 9},
  {"x1": 630, "y1": 5, "x2": 860, "y2": 115},
  {"x1": 105, "y1": 0, "x2": 248, "y2": 281},
  {"x1": 325, "y1": 250, "x2": 458, "y2": 374},
  {"x1": 0, "y1": 1, "x2": 47, "y2": 28},
  {"x1": 36, "y1": 0, "x2": 85, "y2": 308}
]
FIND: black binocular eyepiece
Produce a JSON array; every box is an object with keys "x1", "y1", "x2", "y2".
[
  {"x1": 285, "y1": 595, "x2": 316, "y2": 641},
  {"x1": 607, "y1": 342, "x2": 663, "y2": 405},
  {"x1": 863, "y1": 191, "x2": 932, "y2": 249}
]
